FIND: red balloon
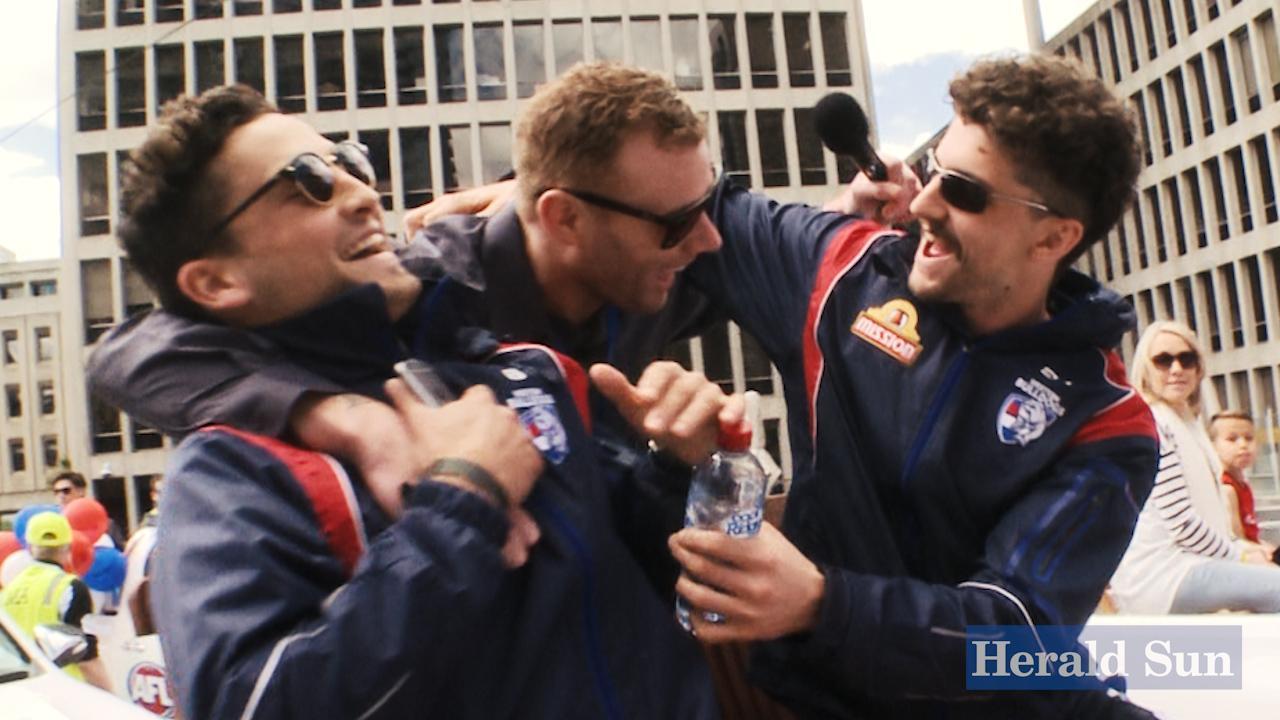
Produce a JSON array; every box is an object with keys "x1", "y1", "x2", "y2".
[
  {"x1": 0, "y1": 531, "x2": 19, "y2": 565},
  {"x1": 63, "y1": 498, "x2": 109, "y2": 545},
  {"x1": 69, "y1": 531, "x2": 94, "y2": 577}
]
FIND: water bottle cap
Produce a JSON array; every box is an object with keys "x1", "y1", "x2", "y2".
[{"x1": 717, "y1": 420, "x2": 752, "y2": 451}]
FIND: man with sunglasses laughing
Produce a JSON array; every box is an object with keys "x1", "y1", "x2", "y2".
[
  {"x1": 660, "y1": 55, "x2": 1160, "y2": 717},
  {"x1": 114, "y1": 85, "x2": 735, "y2": 719}
]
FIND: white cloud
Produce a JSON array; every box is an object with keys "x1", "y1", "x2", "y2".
[
  {"x1": 861, "y1": 0, "x2": 1100, "y2": 70},
  {"x1": 0, "y1": 147, "x2": 62, "y2": 261},
  {"x1": 863, "y1": 0, "x2": 1110, "y2": 156},
  {"x1": 861, "y1": 0, "x2": 1031, "y2": 70},
  {"x1": 0, "y1": 1, "x2": 57, "y2": 130},
  {"x1": 0, "y1": 1, "x2": 59, "y2": 260}
]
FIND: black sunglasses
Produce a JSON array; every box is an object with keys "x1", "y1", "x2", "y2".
[
  {"x1": 925, "y1": 149, "x2": 1060, "y2": 216},
  {"x1": 208, "y1": 141, "x2": 376, "y2": 240},
  {"x1": 550, "y1": 180, "x2": 717, "y2": 250},
  {"x1": 1151, "y1": 351, "x2": 1198, "y2": 370}
]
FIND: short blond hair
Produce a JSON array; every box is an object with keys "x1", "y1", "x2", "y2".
[
  {"x1": 1209, "y1": 409, "x2": 1254, "y2": 439},
  {"x1": 1129, "y1": 320, "x2": 1208, "y2": 416},
  {"x1": 514, "y1": 63, "x2": 705, "y2": 213}
]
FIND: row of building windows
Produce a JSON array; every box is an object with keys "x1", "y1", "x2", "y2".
[
  {"x1": 76, "y1": 106, "x2": 855, "y2": 242},
  {"x1": 1087, "y1": 126, "x2": 1280, "y2": 281},
  {"x1": 0, "y1": 280, "x2": 57, "y2": 300},
  {"x1": 1118, "y1": 248, "x2": 1279, "y2": 351},
  {"x1": 1, "y1": 328, "x2": 56, "y2": 365},
  {"x1": 80, "y1": 258, "x2": 154, "y2": 345},
  {"x1": 76, "y1": 0, "x2": 573, "y2": 30},
  {"x1": 3, "y1": 435, "x2": 61, "y2": 478},
  {"x1": 1051, "y1": 3, "x2": 1280, "y2": 460},
  {"x1": 73, "y1": 12, "x2": 854, "y2": 131},
  {"x1": 4, "y1": 382, "x2": 58, "y2": 418},
  {"x1": 89, "y1": 394, "x2": 163, "y2": 455},
  {"x1": 1055, "y1": 0, "x2": 1257, "y2": 84},
  {"x1": 1205, "y1": 365, "x2": 1280, "y2": 427},
  {"x1": 76, "y1": 1, "x2": 852, "y2": 29},
  {"x1": 1103, "y1": 12, "x2": 1280, "y2": 168}
]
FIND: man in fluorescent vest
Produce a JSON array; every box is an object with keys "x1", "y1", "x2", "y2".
[{"x1": 1, "y1": 511, "x2": 111, "y2": 689}]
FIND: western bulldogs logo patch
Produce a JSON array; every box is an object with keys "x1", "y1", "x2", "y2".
[
  {"x1": 507, "y1": 388, "x2": 569, "y2": 464},
  {"x1": 996, "y1": 394, "x2": 1055, "y2": 446},
  {"x1": 996, "y1": 376, "x2": 1066, "y2": 446}
]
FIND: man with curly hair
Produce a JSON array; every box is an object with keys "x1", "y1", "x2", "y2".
[{"x1": 666, "y1": 54, "x2": 1160, "y2": 718}]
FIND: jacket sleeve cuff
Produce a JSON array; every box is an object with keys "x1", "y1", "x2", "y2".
[
  {"x1": 779, "y1": 564, "x2": 873, "y2": 685},
  {"x1": 404, "y1": 480, "x2": 510, "y2": 547}
]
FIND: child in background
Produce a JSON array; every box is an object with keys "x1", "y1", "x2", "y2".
[{"x1": 1210, "y1": 410, "x2": 1276, "y2": 562}]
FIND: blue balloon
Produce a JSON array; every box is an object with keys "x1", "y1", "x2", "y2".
[
  {"x1": 12, "y1": 504, "x2": 60, "y2": 548},
  {"x1": 83, "y1": 546, "x2": 126, "y2": 592}
]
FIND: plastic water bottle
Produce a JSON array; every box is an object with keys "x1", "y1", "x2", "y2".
[{"x1": 676, "y1": 421, "x2": 766, "y2": 632}]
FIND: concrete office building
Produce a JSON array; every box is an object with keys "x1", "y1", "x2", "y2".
[
  {"x1": 57, "y1": 0, "x2": 875, "y2": 529},
  {"x1": 0, "y1": 259, "x2": 66, "y2": 513},
  {"x1": 1041, "y1": 0, "x2": 1280, "y2": 490}
]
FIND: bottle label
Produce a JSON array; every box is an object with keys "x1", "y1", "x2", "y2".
[{"x1": 723, "y1": 508, "x2": 762, "y2": 537}]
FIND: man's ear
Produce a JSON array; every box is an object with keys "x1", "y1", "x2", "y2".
[
  {"x1": 535, "y1": 190, "x2": 584, "y2": 249},
  {"x1": 1033, "y1": 215, "x2": 1085, "y2": 264},
  {"x1": 175, "y1": 257, "x2": 252, "y2": 313}
]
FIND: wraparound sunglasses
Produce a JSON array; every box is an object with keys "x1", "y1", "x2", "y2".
[
  {"x1": 542, "y1": 175, "x2": 718, "y2": 250},
  {"x1": 208, "y1": 140, "x2": 376, "y2": 240},
  {"x1": 925, "y1": 148, "x2": 1061, "y2": 216}
]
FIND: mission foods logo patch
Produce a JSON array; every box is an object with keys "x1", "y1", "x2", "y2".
[{"x1": 850, "y1": 299, "x2": 923, "y2": 366}]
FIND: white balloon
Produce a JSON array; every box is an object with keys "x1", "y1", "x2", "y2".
[{"x1": 0, "y1": 549, "x2": 34, "y2": 587}]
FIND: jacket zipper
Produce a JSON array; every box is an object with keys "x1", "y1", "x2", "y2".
[
  {"x1": 900, "y1": 349, "x2": 971, "y2": 492},
  {"x1": 528, "y1": 494, "x2": 624, "y2": 720}
]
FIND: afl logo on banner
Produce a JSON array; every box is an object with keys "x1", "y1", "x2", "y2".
[
  {"x1": 128, "y1": 661, "x2": 176, "y2": 717},
  {"x1": 850, "y1": 299, "x2": 923, "y2": 366}
]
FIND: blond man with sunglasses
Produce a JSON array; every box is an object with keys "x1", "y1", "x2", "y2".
[{"x1": 1109, "y1": 321, "x2": 1280, "y2": 614}]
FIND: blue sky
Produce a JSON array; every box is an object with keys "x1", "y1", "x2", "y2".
[{"x1": 0, "y1": 0, "x2": 1093, "y2": 261}]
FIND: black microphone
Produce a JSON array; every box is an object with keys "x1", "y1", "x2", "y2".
[{"x1": 813, "y1": 93, "x2": 889, "y2": 182}]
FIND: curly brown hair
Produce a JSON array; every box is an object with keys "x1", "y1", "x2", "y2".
[
  {"x1": 118, "y1": 85, "x2": 275, "y2": 317},
  {"x1": 950, "y1": 55, "x2": 1141, "y2": 270},
  {"x1": 514, "y1": 63, "x2": 705, "y2": 214}
]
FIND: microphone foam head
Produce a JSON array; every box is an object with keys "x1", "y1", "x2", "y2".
[{"x1": 813, "y1": 93, "x2": 871, "y2": 156}]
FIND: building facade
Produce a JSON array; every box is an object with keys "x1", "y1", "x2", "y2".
[
  {"x1": 1043, "y1": 0, "x2": 1280, "y2": 491},
  {"x1": 57, "y1": 0, "x2": 875, "y2": 529},
  {"x1": 0, "y1": 259, "x2": 66, "y2": 514}
]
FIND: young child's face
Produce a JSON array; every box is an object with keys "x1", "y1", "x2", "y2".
[{"x1": 1212, "y1": 417, "x2": 1258, "y2": 474}]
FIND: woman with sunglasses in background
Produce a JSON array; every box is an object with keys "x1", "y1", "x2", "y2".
[{"x1": 1109, "y1": 321, "x2": 1280, "y2": 613}]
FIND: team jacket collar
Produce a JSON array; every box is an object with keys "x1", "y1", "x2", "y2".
[
  {"x1": 403, "y1": 204, "x2": 614, "y2": 363},
  {"x1": 253, "y1": 284, "x2": 406, "y2": 398}
]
